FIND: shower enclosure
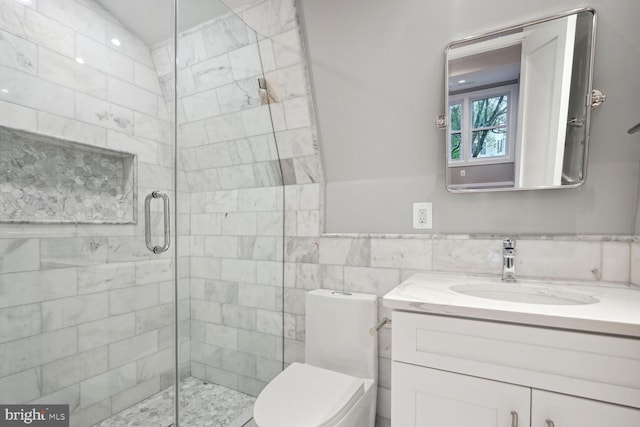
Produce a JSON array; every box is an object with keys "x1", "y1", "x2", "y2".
[{"x1": 0, "y1": 0, "x2": 285, "y2": 425}]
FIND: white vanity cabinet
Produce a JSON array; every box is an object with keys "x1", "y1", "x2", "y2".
[{"x1": 390, "y1": 311, "x2": 640, "y2": 427}]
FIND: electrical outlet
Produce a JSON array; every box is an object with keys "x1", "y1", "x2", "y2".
[{"x1": 413, "y1": 202, "x2": 432, "y2": 229}]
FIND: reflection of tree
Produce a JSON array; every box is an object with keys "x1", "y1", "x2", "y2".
[
  {"x1": 472, "y1": 96, "x2": 507, "y2": 157},
  {"x1": 450, "y1": 105, "x2": 461, "y2": 159}
]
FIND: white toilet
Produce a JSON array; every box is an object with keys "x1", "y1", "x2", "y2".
[{"x1": 253, "y1": 289, "x2": 378, "y2": 427}]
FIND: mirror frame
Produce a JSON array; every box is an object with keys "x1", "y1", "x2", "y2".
[{"x1": 443, "y1": 7, "x2": 598, "y2": 193}]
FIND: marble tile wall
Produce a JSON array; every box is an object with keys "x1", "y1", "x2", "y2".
[
  {"x1": 150, "y1": 3, "x2": 292, "y2": 398},
  {"x1": 0, "y1": 0, "x2": 186, "y2": 426}
]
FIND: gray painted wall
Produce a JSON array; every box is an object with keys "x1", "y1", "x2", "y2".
[{"x1": 299, "y1": 0, "x2": 640, "y2": 235}]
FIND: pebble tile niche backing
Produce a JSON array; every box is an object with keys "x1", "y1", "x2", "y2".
[{"x1": 0, "y1": 125, "x2": 136, "y2": 224}]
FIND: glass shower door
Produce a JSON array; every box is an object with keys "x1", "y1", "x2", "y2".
[
  {"x1": 173, "y1": 0, "x2": 285, "y2": 425},
  {"x1": 0, "y1": 0, "x2": 178, "y2": 426}
]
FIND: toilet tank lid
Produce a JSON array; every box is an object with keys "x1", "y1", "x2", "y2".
[{"x1": 308, "y1": 289, "x2": 377, "y2": 302}]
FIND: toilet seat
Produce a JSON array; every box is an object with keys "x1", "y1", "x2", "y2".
[{"x1": 253, "y1": 362, "x2": 365, "y2": 427}]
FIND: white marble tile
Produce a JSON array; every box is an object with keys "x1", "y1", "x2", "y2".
[
  {"x1": 109, "y1": 283, "x2": 159, "y2": 315},
  {"x1": 238, "y1": 329, "x2": 277, "y2": 358},
  {"x1": 136, "y1": 347, "x2": 173, "y2": 382},
  {"x1": 105, "y1": 21, "x2": 154, "y2": 67},
  {"x1": 37, "y1": 112, "x2": 107, "y2": 147},
  {"x1": 40, "y1": 237, "x2": 109, "y2": 268},
  {"x1": 0, "y1": 368, "x2": 40, "y2": 403},
  {"x1": 191, "y1": 299, "x2": 222, "y2": 324},
  {"x1": 178, "y1": 31, "x2": 208, "y2": 69},
  {"x1": 319, "y1": 237, "x2": 370, "y2": 266},
  {"x1": 193, "y1": 142, "x2": 235, "y2": 169},
  {"x1": 256, "y1": 211, "x2": 284, "y2": 236},
  {"x1": 134, "y1": 62, "x2": 162, "y2": 95},
  {"x1": 191, "y1": 213, "x2": 223, "y2": 235},
  {"x1": 293, "y1": 155, "x2": 323, "y2": 184},
  {"x1": 78, "y1": 313, "x2": 136, "y2": 352},
  {"x1": 517, "y1": 240, "x2": 602, "y2": 281},
  {"x1": 191, "y1": 55, "x2": 234, "y2": 93},
  {"x1": 75, "y1": 92, "x2": 134, "y2": 133},
  {"x1": 135, "y1": 258, "x2": 173, "y2": 285},
  {"x1": 42, "y1": 347, "x2": 108, "y2": 395},
  {"x1": 206, "y1": 190, "x2": 240, "y2": 213},
  {"x1": 221, "y1": 212, "x2": 257, "y2": 235},
  {"x1": 21, "y1": 7, "x2": 75, "y2": 57},
  {"x1": 40, "y1": 46, "x2": 107, "y2": 97},
  {"x1": 0, "y1": 100, "x2": 37, "y2": 130},
  {"x1": 238, "y1": 187, "x2": 279, "y2": 212},
  {"x1": 282, "y1": 96, "x2": 311, "y2": 129},
  {"x1": 221, "y1": 304, "x2": 256, "y2": 330},
  {"x1": 0, "y1": 65, "x2": 74, "y2": 117},
  {"x1": 264, "y1": 64, "x2": 308, "y2": 101},
  {"x1": 217, "y1": 164, "x2": 257, "y2": 189},
  {"x1": 107, "y1": 76, "x2": 157, "y2": 116},
  {"x1": 37, "y1": 0, "x2": 106, "y2": 44},
  {"x1": 371, "y1": 238, "x2": 432, "y2": 270},
  {"x1": 76, "y1": 33, "x2": 134, "y2": 82},
  {"x1": 284, "y1": 184, "x2": 321, "y2": 210},
  {"x1": 204, "y1": 111, "x2": 246, "y2": 143},
  {"x1": 248, "y1": 134, "x2": 279, "y2": 162},
  {"x1": 0, "y1": 327, "x2": 77, "y2": 376},
  {"x1": 77, "y1": 262, "x2": 135, "y2": 295},
  {"x1": 241, "y1": 105, "x2": 273, "y2": 137},
  {"x1": 182, "y1": 88, "x2": 221, "y2": 122},
  {"x1": 274, "y1": 127, "x2": 316, "y2": 158},
  {"x1": 258, "y1": 39, "x2": 276, "y2": 73},
  {"x1": 202, "y1": 14, "x2": 253, "y2": 58},
  {"x1": 0, "y1": 238, "x2": 39, "y2": 273},
  {"x1": 191, "y1": 256, "x2": 222, "y2": 279},
  {"x1": 256, "y1": 261, "x2": 283, "y2": 286},
  {"x1": 242, "y1": 0, "x2": 297, "y2": 38},
  {"x1": 601, "y1": 241, "x2": 631, "y2": 283},
  {"x1": 204, "y1": 236, "x2": 237, "y2": 259},
  {"x1": 106, "y1": 130, "x2": 158, "y2": 163},
  {"x1": 80, "y1": 363, "x2": 136, "y2": 408},
  {"x1": 285, "y1": 237, "x2": 319, "y2": 264},
  {"x1": 222, "y1": 259, "x2": 257, "y2": 283},
  {"x1": 272, "y1": 28, "x2": 302, "y2": 68},
  {"x1": 344, "y1": 266, "x2": 401, "y2": 296},
  {"x1": 432, "y1": 238, "x2": 505, "y2": 275},
  {"x1": 229, "y1": 43, "x2": 263, "y2": 81},
  {"x1": 42, "y1": 292, "x2": 108, "y2": 331},
  {"x1": 296, "y1": 210, "x2": 320, "y2": 236},
  {"x1": 134, "y1": 112, "x2": 171, "y2": 144},
  {"x1": 0, "y1": 268, "x2": 77, "y2": 308},
  {"x1": 0, "y1": 29, "x2": 37, "y2": 74},
  {"x1": 109, "y1": 330, "x2": 158, "y2": 368},
  {"x1": 217, "y1": 79, "x2": 261, "y2": 114},
  {"x1": 205, "y1": 323, "x2": 239, "y2": 349},
  {"x1": 151, "y1": 44, "x2": 173, "y2": 79},
  {"x1": 0, "y1": 303, "x2": 41, "y2": 343}
]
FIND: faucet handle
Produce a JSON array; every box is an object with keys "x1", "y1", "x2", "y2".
[{"x1": 503, "y1": 238, "x2": 516, "y2": 250}]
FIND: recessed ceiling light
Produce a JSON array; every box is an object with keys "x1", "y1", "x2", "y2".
[
  {"x1": 111, "y1": 38, "x2": 121, "y2": 47},
  {"x1": 458, "y1": 79, "x2": 466, "y2": 84},
  {"x1": 75, "y1": 57, "x2": 85, "y2": 64},
  {"x1": 1, "y1": 89, "x2": 9, "y2": 94}
]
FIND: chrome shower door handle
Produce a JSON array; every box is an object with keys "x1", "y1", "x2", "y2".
[{"x1": 144, "y1": 191, "x2": 171, "y2": 254}]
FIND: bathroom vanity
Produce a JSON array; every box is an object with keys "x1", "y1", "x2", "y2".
[{"x1": 383, "y1": 273, "x2": 640, "y2": 427}]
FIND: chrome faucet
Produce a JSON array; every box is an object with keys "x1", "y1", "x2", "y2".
[{"x1": 502, "y1": 238, "x2": 516, "y2": 282}]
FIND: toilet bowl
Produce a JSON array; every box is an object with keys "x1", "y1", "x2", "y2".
[{"x1": 253, "y1": 289, "x2": 378, "y2": 427}]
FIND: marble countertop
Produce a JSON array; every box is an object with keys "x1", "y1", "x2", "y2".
[{"x1": 383, "y1": 272, "x2": 640, "y2": 338}]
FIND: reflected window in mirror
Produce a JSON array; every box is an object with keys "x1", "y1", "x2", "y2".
[{"x1": 448, "y1": 85, "x2": 518, "y2": 167}]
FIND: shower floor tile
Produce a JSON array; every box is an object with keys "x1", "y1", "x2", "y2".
[{"x1": 94, "y1": 377, "x2": 255, "y2": 427}]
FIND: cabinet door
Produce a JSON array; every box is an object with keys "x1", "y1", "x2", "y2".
[
  {"x1": 532, "y1": 390, "x2": 640, "y2": 427},
  {"x1": 392, "y1": 362, "x2": 531, "y2": 427}
]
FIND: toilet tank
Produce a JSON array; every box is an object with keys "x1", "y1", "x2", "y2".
[{"x1": 305, "y1": 289, "x2": 378, "y2": 381}]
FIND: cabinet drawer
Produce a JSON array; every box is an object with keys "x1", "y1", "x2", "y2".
[
  {"x1": 392, "y1": 362, "x2": 531, "y2": 427},
  {"x1": 392, "y1": 311, "x2": 640, "y2": 408}
]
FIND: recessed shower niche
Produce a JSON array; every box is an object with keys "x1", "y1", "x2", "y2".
[{"x1": 0, "y1": 126, "x2": 136, "y2": 224}]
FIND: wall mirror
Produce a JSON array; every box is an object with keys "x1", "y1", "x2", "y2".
[{"x1": 443, "y1": 8, "x2": 603, "y2": 192}]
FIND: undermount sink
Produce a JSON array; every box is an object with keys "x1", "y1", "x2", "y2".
[{"x1": 450, "y1": 283, "x2": 600, "y2": 305}]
